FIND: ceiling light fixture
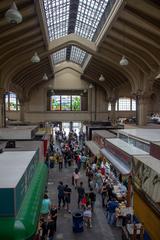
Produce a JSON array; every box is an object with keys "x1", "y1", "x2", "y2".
[
  {"x1": 42, "y1": 73, "x2": 48, "y2": 81},
  {"x1": 83, "y1": 89, "x2": 87, "y2": 93},
  {"x1": 5, "y1": 2, "x2": 23, "y2": 24},
  {"x1": 50, "y1": 89, "x2": 55, "y2": 95},
  {"x1": 119, "y1": 55, "x2": 128, "y2": 66},
  {"x1": 31, "y1": 52, "x2": 40, "y2": 63},
  {"x1": 88, "y1": 83, "x2": 94, "y2": 89},
  {"x1": 99, "y1": 74, "x2": 105, "y2": 82},
  {"x1": 155, "y1": 73, "x2": 160, "y2": 79}
]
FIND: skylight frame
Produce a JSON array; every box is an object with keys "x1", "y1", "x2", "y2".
[
  {"x1": 43, "y1": 0, "x2": 70, "y2": 41},
  {"x1": 70, "y1": 46, "x2": 86, "y2": 65},
  {"x1": 52, "y1": 48, "x2": 67, "y2": 64},
  {"x1": 75, "y1": 0, "x2": 109, "y2": 41}
]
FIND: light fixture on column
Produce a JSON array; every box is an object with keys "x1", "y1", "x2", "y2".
[
  {"x1": 42, "y1": 73, "x2": 48, "y2": 81},
  {"x1": 50, "y1": 89, "x2": 55, "y2": 95},
  {"x1": 119, "y1": 55, "x2": 128, "y2": 66},
  {"x1": 83, "y1": 89, "x2": 87, "y2": 93},
  {"x1": 99, "y1": 74, "x2": 105, "y2": 82},
  {"x1": 5, "y1": 2, "x2": 23, "y2": 24},
  {"x1": 31, "y1": 52, "x2": 40, "y2": 63},
  {"x1": 88, "y1": 83, "x2": 94, "y2": 89}
]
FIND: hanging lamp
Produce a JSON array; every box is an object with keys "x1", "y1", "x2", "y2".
[
  {"x1": 5, "y1": 1, "x2": 23, "y2": 24},
  {"x1": 99, "y1": 74, "x2": 105, "y2": 82},
  {"x1": 119, "y1": 55, "x2": 128, "y2": 66},
  {"x1": 31, "y1": 52, "x2": 40, "y2": 63},
  {"x1": 42, "y1": 73, "x2": 48, "y2": 81}
]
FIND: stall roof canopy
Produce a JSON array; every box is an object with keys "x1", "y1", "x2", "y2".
[
  {"x1": 0, "y1": 151, "x2": 36, "y2": 188},
  {"x1": 92, "y1": 130, "x2": 116, "y2": 139},
  {"x1": 101, "y1": 148, "x2": 131, "y2": 175},
  {"x1": 118, "y1": 129, "x2": 160, "y2": 143},
  {"x1": 85, "y1": 140, "x2": 100, "y2": 156},
  {"x1": 134, "y1": 155, "x2": 160, "y2": 174},
  {"x1": 106, "y1": 138, "x2": 149, "y2": 156}
]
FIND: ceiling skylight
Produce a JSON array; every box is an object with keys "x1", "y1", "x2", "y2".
[
  {"x1": 75, "y1": 0, "x2": 109, "y2": 40},
  {"x1": 52, "y1": 48, "x2": 67, "y2": 64},
  {"x1": 70, "y1": 46, "x2": 86, "y2": 65},
  {"x1": 43, "y1": 0, "x2": 70, "y2": 41}
]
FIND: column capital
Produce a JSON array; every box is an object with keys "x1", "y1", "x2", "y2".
[
  {"x1": 131, "y1": 90, "x2": 151, "y2": 103},
  {"x1": 0, "y1": 88, "x2": 5, "y2": 104}
]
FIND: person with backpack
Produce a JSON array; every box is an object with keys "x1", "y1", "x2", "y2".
[
  {"x1": 89, "y1": 188, "x2": 96, "y2": 212},
  {"x1": 77, "y1": 181, "x2": 85, "y2": 208}
]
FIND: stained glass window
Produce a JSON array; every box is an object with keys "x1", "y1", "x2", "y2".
[
  {"x1": 61, "y1": 96, "x2": 71, "y2": 110},
  {"x1": 72, "y1": 96, "x2": 81, "y2": 110},
  {"x1": 5, "y1": 92, "x2": 20, "y2": 111},
  {"x1": 51, "y1": 96, "x2": 61, "y2": 110}
]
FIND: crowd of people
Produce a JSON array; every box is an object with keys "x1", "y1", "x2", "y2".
[{"x1": 36, "y1": 128, "x2": 128, "y2": 239}]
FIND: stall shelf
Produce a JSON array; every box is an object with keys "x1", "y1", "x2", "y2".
[
  {"x1": 0, "y1": 162, "x2": 48, "y2": 240},
  {"x1": 101, "y1": 138, "x2": 148, "y2": 206}
]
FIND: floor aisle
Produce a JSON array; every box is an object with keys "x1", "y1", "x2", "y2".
[{"x1": 47, "y1": 163, "x2": 122, "y2": 240}]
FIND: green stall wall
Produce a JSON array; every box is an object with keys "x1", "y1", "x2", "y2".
[{"x1": 0, "y1": 163, "x2": 48, "y2": 240}]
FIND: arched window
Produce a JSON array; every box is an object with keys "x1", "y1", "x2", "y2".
[
  {"x1": 108, "y1": 97, "x2": 136, "y2": 111},
  {"x1": 108, "y1": 102, "x2": 118, "y2": 111},
  {"x1": 5, "y1": 92, "x2": 20, "y2": 111},
  {"x1": 119, "y1": 98, "x2": 130, "y2": 111}
]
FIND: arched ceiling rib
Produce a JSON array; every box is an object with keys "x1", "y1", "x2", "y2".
[
  {"x1": 0, "y1": 0, "x2": 160, "y2": 95},
  {"x1": 0, "y1": 0, "x2": 53, "y2": 95},
  {"x1": 83, "y1": 0, "x2": 160, "y2": 92}
]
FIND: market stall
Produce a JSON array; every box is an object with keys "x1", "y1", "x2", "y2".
[
  {"x1": 132, "y1": 155, "x2": 160, "y2": 240},
  {"x1": 101, "y1": 138, "x2": 149, "y2": 207},
  {"x1": 92, "y1": 130, "x2": 116, "y2": 148},
  {"x1": 85, "y1": 140, "x2": 100, "y2": 158},
  {"x1": 0, "y1": 151, "x2": 48, "y2": 240}
]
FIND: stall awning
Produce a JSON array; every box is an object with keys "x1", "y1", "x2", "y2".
[
  {"x1": 100, "y1": 148, "x2": 131, "y2": 175},
  {"x1": 85, "y1": 141, "x2": 100, "y2": 156}
]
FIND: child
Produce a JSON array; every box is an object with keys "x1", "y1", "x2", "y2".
[{"x1": 83, "y1": 205, "x2": 92, "y2": 228}]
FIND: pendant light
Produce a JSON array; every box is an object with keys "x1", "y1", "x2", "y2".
[
  {"x1": 42, "y1": 73, "x2": 48, "y2": 81},
  {"x1": 89, "y1": 83, "x2": 94, "y2": 89},
  {"x1": 83, "y1": 89, "x2": 87, "y2": 93},
  {"x1": 99, "y1": 74, "x2": 105, "y2": 82},
  {"x1": 119, "y1": 55, "x2": 128, "y2": 66},
  {"x1": 119, "y1": 15, "x2": 129, "y2": 66},
  {"x1": 31, "y1": 52, "x2": 40, "y2": 63},
  {"x1": 5, "y1": 2, "x2": 23, "y2": 24}
]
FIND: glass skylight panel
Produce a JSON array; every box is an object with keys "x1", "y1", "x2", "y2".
[
  {"x1": 52, "y1": 48, "x2": 67, "y2": 64},
  {"x1": 75, "y1": 0, "x2": 109, "y2": 40},
  {"x1": 43, "y1": 0, "x2": 70, "y2": 41},
  {"x1": 70, "y1": 46, "x2": 86, "y2": 65}
]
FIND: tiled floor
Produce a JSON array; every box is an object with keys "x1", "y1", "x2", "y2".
[{"x1": 47, "y1": 163, "x2": 122, "y2": 240}]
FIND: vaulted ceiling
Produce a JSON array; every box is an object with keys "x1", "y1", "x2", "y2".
[{"x1": 0, "y1": 0, "x2": 160, "y2": 98}]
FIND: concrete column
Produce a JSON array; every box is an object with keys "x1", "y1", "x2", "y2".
[
  {"x1": 19, "y1": 99, "x2": 29, "y2": 123},
  {"x1": 136, "y1": 92, "x2": 150, "y2": 126},
  {"x1": 110, "y1": 99, "x2": 116, "y2": 124},
  {"x1": 0, "y1": 88, "x2": 5, "y2": 128},
  {"x1": 90, "y1": 87, "x2": 96, "y2": 122}
]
